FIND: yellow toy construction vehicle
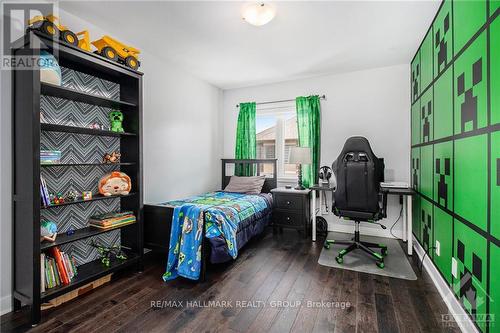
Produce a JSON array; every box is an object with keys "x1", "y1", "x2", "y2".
[
  {"x1": 28, "y1": 15, "x2": 91, "y2": 52},
  {"x1": 92, "y1": 35, "x2": 141, "y2": 70}
]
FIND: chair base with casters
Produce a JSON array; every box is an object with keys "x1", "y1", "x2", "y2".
[{"x1": 323, "y1": 220, "x2": 388, "y2": 269}]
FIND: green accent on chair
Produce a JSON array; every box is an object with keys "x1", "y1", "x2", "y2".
[
  {"x1": 296, "y1": 96, "x2": 321, "y2": 188},
  {"x1": 433, "y1": 141, "x2": 453, "y2": 210},
  {"x1": 453, "y1": 0, "x2": 487, "y2": 55},
  {"x1": 433, "y1": 206, "x2": 453, "y2": 284},
  {"x1": 454, "y1": 134, "x2": 488, "y2": 232},
  {"x1": 420, "y1": 144, "x2": 433, "y2": 198},
  {"x1": 420, "y1": 88, "x2": 433, "y2": 143},
  {"x1": 453, "y1": 220, "x2": 488, "y2": 333},
  {"x1": 491, "y1": 17, "x2": 500, "y2": 125},
  {"x1": 453, "y1": 31, "x2": 488, "y2": 134},
  {"x1": 433, "y1": 0, "x2": 453, "y2": 77},
  {"x1": 491, "y1": 131, "x2": 500, "y2": 240},
  {"x1": 411, "y1": 99, "x2": 421, "y2": 145},
  {"x1": 420, "y1": 29, "x2": 434, "y2": 90},
  {"x1": 235, "y1": 102, "x2": 256, "y2": 176},
  {"x1": 434, "y1": 67, "x2": 454, "y2": 139}
]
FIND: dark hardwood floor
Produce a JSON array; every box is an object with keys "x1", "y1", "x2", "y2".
[{"x1": 1, "y1": 229, "x2": 460, "y2": 333}]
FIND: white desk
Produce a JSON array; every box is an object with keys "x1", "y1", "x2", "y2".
[{"x1": 310, "y1": 184, "x2": 415, "y2": 256}]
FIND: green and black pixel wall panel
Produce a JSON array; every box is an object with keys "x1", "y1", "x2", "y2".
[{"x1": 410, "y1": 1, "x2": 499, "y2": 332}]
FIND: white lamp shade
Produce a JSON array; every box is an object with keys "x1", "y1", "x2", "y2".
[
  {"x1": 242, "y1": 3, "x2": 276, "y2": 26},
  {"x1": 289, "y1": 147, "x2": 311, "y2": 164}
]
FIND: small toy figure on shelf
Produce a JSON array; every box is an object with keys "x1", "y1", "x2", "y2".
[
  {"x1": 50, "y1": 192, "x2": 65, "y2": 205},
  {"x1": 109, "y1": 110, "x2": 124, "y2": 133},
  {"x1": 91, "y1": 241, "x2": 128, "y2": 267},
  {"x1": 65, "y1": 190, "x2": 78, "y2": 202},
  {"x1": 40, "y1": 220, "x2": 58, "y2": 242},
  {"x1": 103, "y1": 151, "x2": 121, "y2": 164},
  {"x1": 82, "y1": 191, "x2": 93, "y2": 200},
  {"x1": 89, "y1": 122, "x2": 101, "y2": 130}
]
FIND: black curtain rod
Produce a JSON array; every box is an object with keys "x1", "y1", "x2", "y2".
[{"x1": 236, "y1": 94, "x2": 326, "y2": 108}]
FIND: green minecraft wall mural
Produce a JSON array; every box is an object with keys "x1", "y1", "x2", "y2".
[
  {"x1": 421, "y1": 197, "x2": 434, "y2": 254},
  {"x1": 491, "y1": 131, "x2": 500, "y2": 240},
  {"x1": 492, "y1": 17, "x2": 499, "y2": 125},
  {"x1": 453, "y1": 221, "x2": 488, "y2": 333},
  {"x1": 453, "y1": 0, "x2": 486, "y2": 55},
  {"x1": 411, "y1": 52, "x2": 420, "y2": 103},
  {"x1": 411, "y1": 1, "x2": 498, "y2": 331},
  {"x1": 454, "y1": 32, "x2": 487, "y2": 134},
  {"x1": 433, "y1": 0, "x2": 452, "y2": 77},
  {"x1": 421, "y1": 89, "x2": 433, "y2": 143},
  {"x1": 434, "y1": 206, "x2": 453, "y2": 284},
  {"x1": 434, "y1": 67, "x2": 453, "y2": 139},
  {"x1": 434, "y1": 141, "x2": 453, "y2": 209}
]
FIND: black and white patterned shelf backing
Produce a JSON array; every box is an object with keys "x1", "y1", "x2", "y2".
[{"x1": 40, "y1": 67, "x2": 122, "y2": 266}]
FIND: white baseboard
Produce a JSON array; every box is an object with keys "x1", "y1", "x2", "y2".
[
  {"x1": 0, "y1": 293, "x2": 12, "y2": 316},
  {"x1": 413, "y1": 237, "x2": 479, "y2": 333}
]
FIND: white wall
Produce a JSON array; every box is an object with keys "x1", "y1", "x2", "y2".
[
  {"x1": 0, "y1": 9, "x2": 222, "y2": 315},
  {"x1": 222, "y1": 64, "x2": 410, "y2": 237}
]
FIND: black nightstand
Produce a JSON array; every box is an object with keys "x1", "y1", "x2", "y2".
[{"x1": 271, "y1": 187, "x2": 311, "y2": 237}]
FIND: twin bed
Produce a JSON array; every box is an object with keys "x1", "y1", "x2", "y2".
[{"x1": 144, "y1": 159, "x2": 277, "y2": 281}]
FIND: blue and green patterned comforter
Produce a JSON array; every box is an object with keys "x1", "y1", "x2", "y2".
[{"x1": 163, "y1": 191, "x2": 270, "y2": 281}]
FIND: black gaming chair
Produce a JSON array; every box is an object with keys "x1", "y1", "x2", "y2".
[{"x1": 324, "y1": 136, "x2": 388, "y2": 269}]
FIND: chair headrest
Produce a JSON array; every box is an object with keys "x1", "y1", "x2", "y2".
[{"x1": 333, "y1": 136, "x2": 378, "y2": 169}]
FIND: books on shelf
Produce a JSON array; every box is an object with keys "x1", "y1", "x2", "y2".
[
  {"x1": 40, "y1": 150, "x2": 61, "y2": 164},
  {"x1": 40, "y1": 175, "x2": 51, "y2": 207},
  {"x1": 88, "y1": 211, "x2": 136, "y2": 230},
  {"x1": 41, "y1": 247, "x2": 78, "y2": 291}
]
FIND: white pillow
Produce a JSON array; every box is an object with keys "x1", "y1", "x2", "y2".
[{"x1": 224, "y1": 175, "x2": 266, "y2": 194}]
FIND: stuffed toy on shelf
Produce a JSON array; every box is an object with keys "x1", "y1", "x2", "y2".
[{"x1": 98, "y1": 171, "x2": 131, "y2": 196}]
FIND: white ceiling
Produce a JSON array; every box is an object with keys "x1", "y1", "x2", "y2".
[{"x1": 60, "y1": 1, "x2": 440, "y2": 89}]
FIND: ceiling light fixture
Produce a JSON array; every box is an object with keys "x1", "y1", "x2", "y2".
[{"x1": 242, "y1": 3, "x2": 276, "y2": 27}]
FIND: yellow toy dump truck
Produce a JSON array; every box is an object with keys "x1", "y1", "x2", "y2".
[
  {"x1": 28, "y1": 15, "x2": 91, "y2": 52},
  {"x1": 92, "y1": 36, "x2": 141, "y2": 70}
]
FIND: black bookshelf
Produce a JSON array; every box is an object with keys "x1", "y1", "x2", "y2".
[
  {"x1": 12, "y1": 31, "x2": 143, "y2": 325},
  {"x1": 40, "y1": 123, "x2": 137, "y2": 137},
  {"x1": 40, "y1": 193, "x2": 137, "y2": 209},
  {"x1": 41, "y1": 82, "x2": 136, "y2": 108},
  {"x1": 41, "y1": 162, "x2": 136, "y2": 167},
  {"x1": 41, "y1": 251, "x2": 140, "y2": 301},
  {"x1": 41, "y1": 223, "x2": 137, "y2": 250}
]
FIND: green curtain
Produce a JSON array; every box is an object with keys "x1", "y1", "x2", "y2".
[
  {"x1": 235, "y1": 102, "x2": 257, "y2": 176},
  {"x1": 296, "y1": 96, "x2": 321, "y2": 188}
]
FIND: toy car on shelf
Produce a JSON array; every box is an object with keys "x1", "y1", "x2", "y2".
[
  {"x1": 92, "y1": 35, "x2": 141, "y2": 70},
  {"x1": 28, "y1": 15, "x2": 91, "y2": 51}
]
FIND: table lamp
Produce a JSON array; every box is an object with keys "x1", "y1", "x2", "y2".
[{"x1": 289, "y1": 147, "x2": 312, "y2": 190}]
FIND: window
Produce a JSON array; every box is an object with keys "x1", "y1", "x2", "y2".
[{"x1": 256, "y1": 105, "x2": 298, "y2": 179}]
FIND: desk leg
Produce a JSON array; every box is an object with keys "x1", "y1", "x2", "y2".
[
  {"x1": 407, "y1": 195, "x2": 413, "y2": 255},
  {"x1": 312, "y1": 190, "x2": 316, "y2": 242},
  {"x1": 402, "y1": 196, "x2": 407, "y2": 242}
]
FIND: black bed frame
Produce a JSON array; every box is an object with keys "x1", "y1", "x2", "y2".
[{"x1": 144, "y1": 159, "x2": 277, "y2": 281}]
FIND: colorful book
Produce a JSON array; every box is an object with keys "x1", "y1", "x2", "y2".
[
  {"x1": 89, "y1": 219, "x2": 136, "y2": 229},
  {"x1": 89, "y1": 216, "x2": 136, "y2": 226},
  {"x1": 50, "y1": 247, "x2": 69, "y2": 285},
  {"x1": 89, "y1": 211, "x2": 134, "y2": 221}
]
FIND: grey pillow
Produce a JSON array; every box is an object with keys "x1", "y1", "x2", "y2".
[{"x1": 224, "y1": 175, "x2": 266, "y2": 194}]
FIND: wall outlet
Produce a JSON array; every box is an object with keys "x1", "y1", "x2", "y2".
[
  {"x1": 451, "y1": 257, "x2": 457, "y2": 278},
  {"x1": 435, "y1": 240, "x2": 440, "y2": 256}
]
